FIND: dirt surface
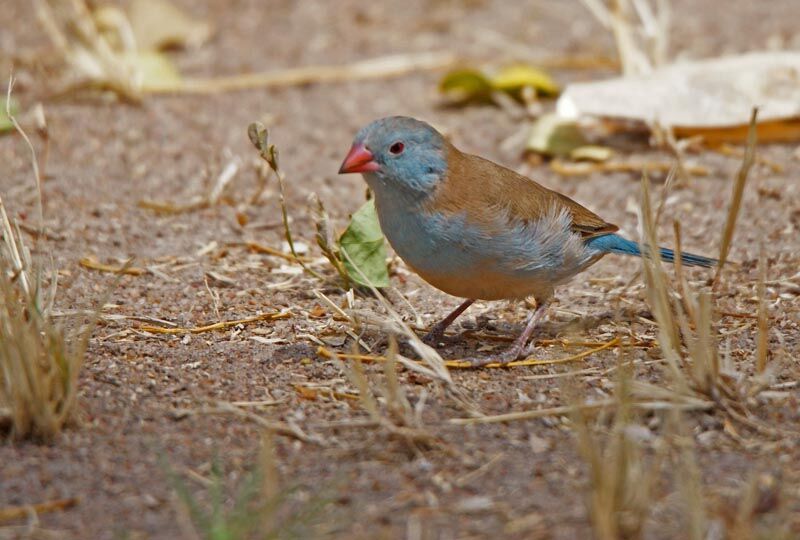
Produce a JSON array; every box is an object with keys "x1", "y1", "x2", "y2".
[{"x1": 1, "y1": 1, "x2": 799, "y2": 539}]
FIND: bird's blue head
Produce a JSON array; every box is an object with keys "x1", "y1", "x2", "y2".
[{"x1": 339, "y1": 116, "x2": 448, "y2": 200}]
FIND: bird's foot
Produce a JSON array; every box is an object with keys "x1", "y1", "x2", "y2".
[
  {"x1": 422, "y1": 324, "x2": 467, "y2": 346},
  {"x1": 422, "y1": 299, "x2": 475, "y2": 346},
  {"x1": 421, "y1": 326, "x2": 447, "y2": 347}
]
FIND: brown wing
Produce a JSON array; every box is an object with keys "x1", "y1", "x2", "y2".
[{"x1": 431, "y1": 146, "x2": 618, "y2": 238}]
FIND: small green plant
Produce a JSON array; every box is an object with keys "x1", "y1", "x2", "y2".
[{"x1": 166, "y1": 434, "x2": 336, "y2": 540}]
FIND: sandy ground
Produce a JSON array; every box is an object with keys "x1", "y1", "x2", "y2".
[{"x1": 1, "y1": 0, "x2": 799, "y2": 538}]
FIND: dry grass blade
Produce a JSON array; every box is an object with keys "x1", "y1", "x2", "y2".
[
  {"x1": 0, "y1": 227, "x2": 106, "y2": 439},
  {"x1": 339, "y1": 248, "x2": 453, "y2": 386},
  {"x1": 139, "y1": 311, "x2": 289, "y2": 334},
  {"x1": 0, "y1": 498, "x2": 79, "y2": 524},
  {"x1": 629, "y1": 380, "x2": 714, "y2": 411},
  {"x1": 550, "y1": 159, "x2": 708, "y2": 177},
  {"x1": 242, "y1": 241, "x2": 311, "y2": 264},
  {"x1": 5, "y1": 79, "x2": 44, "y2": 232},
  {"x1": 79, "y1": 255, "x2": 145, "y2": 275},
  {"x1": 580, "y1": 0, "x2": 670, "y2": 76},
  {"x1": 335, "y1": 344, "x2": 440, "y2": 449},
  {"x1": 446, "y1": 337, "x2": 620, "y2": 369},
  {"x1": 248, "y1": 123, "x2": 325, "y2": 282},
  {"x1": 571, "y1": 356, "x2": 653, "y2": 540},
  {"x1": 714, "y1": 107, "x2": 758, "y2": 283},
  {"x1": 380, "y1": 338, "x2": 414, "y2": 424},
  {"x1": 449, "y1": 397, "x2": 713, "y2": 426},
  {"x1": 342, "y1": 357, "x2": 381, "y2": 422},
  {"x1": 639, "y1": 174, "x2": 688, "y2": 392},
  {"x1": 0, "y1": 197, "x2": 34, "y2": 299},
  {"x1": 672, "y1": 220, "x2": 695, "y2": 321},
  {"x1": 713, "y1": 143, "x2": 783, "y2": 173},
  {"x1": 755, "y1": 244, "x2": 769, "y2": 373},
  {"x1": 449, "y1": 400, "x2": 615, "y2": 425},
  {"x1": 309, "y1": 193, "x2": 350, "y2": 287},
  {"x1": 654, "y1": 165, "x2": 679, "y2": 226},
  {"x1": 667, "y1": 411, "x2": 708, "y2": 539},
  {"x1": 146, "y1": 51, "x2": 458, "y2": 94},
  {"x1": 137, "y1": 156, "x2": 242, "y2": 215},
  {"x1": 176, "y1": 402, "x2": 322, "y2": 445}
]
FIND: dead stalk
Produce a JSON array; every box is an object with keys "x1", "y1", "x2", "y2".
[{"x1": 714, "y1": 108, "x2": 758, "y2": 283}]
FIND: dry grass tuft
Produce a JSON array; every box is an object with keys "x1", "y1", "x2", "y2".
[
  {"x1": 0, "y1": 82, "x2": 98, "y2": 440},
  {"x1": 570, "y1": 106, "x2": 788, "y2": 539},
  {"x1": 580, "y1": 0, "x2": 671, "y2": 76},
  {"x1": 35, "y1": 0, "x2": 146, "y2": 101},
  {"x1": 571, "y1": 355, "x2": 654, "y2": 540},
  {"x1": 0, "y1": 198, "x2": 92, "y2": 440},
  {"x1": 337, "y1": 339, "x2": 441, "y2": 451},
  {"x1": 635, "y1": 111, "x2": 782, "y2": 436}
]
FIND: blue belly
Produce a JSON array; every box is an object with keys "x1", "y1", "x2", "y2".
[{"x1": 374, "y1": 196, "x2": 598, "y2": 300}]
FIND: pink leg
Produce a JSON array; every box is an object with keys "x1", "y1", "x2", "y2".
[
  {"x1": 471, "y1": 300, "x2": 550, "y2": 367},
  {"x1": 423, "y1": 299, "x2": 475, "y2": 344}
]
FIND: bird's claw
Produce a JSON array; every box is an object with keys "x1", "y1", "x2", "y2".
[
  {"x1": 422, "y1": 327, "x2": 466, "y2": 346},
  {"x1": 421, "y1": 328, "x2": 445, "y2": 346}
]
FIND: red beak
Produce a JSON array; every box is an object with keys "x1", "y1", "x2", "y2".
[{"x1": 339, "y1": 143, "x2": 379, "y2": 174}]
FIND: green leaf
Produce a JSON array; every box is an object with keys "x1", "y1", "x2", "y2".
[
  {"x1": 338, "y1": 200, "x2": 389, "y2": 288},
  {"x1": 491, "y1": 64, "x2": 560, "y2": 97},
  {"x1": 438, "y1": 68, "x2": 493, "y2": 103},
  {"x1": 526, "y1": 114, "x2": 586, "y2": 157},
  {"x1": 1, "y1": 98, "x2": 18, "y2": 134}
]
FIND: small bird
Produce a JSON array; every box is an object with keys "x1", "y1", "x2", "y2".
[{"x1": 339, "y1": 116, "x2": 715, "y2": 365}]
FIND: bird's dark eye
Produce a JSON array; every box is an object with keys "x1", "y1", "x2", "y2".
[{"x1": 389, "y1": 141, "x2": 404, "y2": 155}]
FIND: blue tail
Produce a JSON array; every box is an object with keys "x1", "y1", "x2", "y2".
[{"x1": 586, "y1": 233, "x2": 716, "y2": 268}]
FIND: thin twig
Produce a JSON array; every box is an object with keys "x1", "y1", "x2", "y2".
[{"x1": 140, "y1": 311, "x2": 289, "y2": 334}]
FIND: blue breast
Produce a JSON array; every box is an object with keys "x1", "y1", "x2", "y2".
[{"x1": 373, "y1": 188, "x2": 599, "y2": 299}]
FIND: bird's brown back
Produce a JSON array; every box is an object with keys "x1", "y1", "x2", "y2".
[{"x1": 428, "y1": 145, "x2": 619, "y2": 238}]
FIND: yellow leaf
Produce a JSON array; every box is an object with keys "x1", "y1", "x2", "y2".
[
  {"x1": 491, "y1": 64, "x2": 560, "y2": 96},
  {"x1": 124, "y1": 51, "x2": 182, "y2": 90},
  {"x1": 439, "y1": 68, "x2": 493, "y2": 102}
]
